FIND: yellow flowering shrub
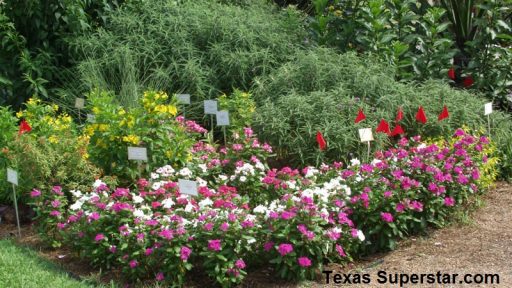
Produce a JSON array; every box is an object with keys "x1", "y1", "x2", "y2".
[{"x1": 85, "y1": 89, "x2": 198, "y2": 184}]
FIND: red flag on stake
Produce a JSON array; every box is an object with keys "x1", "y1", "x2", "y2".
[
  {"x1": 463, "y1": 75, "x2": 474, "y2": 88},
  {"x1": 415, "y1": 106, "x2": 427, "y2": 124},
  {"x1": 438, "y1": 105, "x2": 449, "y2": 121},
  {"x1": 396, "y1": 107, "x2": 403, "y2": 122},
  {"x1": 376, "y1": 119, "x2": 391, "y2": 135},
  {"x1": 448, "y1": 68, "x2": 456, "y2": 80},
  {"x1": 354, "y1": 108, "x2": 366, "y2": 124},
  {"x1": 391, "y1": 124, "x2": 405, "y2": 136},
  {"x1": 18, "y1": 119, "x2": 32, "y2": 135},
  {"x1": 316, "y1": 131, "x2": 327, "y2": 151}
]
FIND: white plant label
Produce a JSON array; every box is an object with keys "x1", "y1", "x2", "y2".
[
  {"x1": 75, "y1": 98, "x2": 85, "y2": 109},
  {"x1": 128, "y1": 147, "x2": 148, "y2": 161},
  {"x1": 359, "y1": 128, "x2": 374, "y2": 142},
  {"x1": 177, "y1": 94, "x2": 191, "y2": 105},
  {"x1": 178, "y1": 179, "x2": 198, "y2": 196},
  {"x1": 204, "y1": 100, "x2": 218, "y2": 114},
  {"x1": 484, "y1": 102, "x2": 493, "y2": 115},
  {"x1": 7, "y1": 168, "x2": 18, "y2": 186},
  {"x1": 216, "y1": 110, "x2": 230, "y2": 126},
  {"x1": 86, "y1": 114, "x2": 96, "y2": 123}
]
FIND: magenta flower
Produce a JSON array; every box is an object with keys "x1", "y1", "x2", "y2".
[
  {"x1": 263, "y1": 241, "x2": 274, "y2": 252},
  {"x1": 235, "y1": 259, "x2": 246, "y2": 269},
  {"x1": 88, "y1": 212, "x2": 100, "y2": 222},
  {"x1": 220, "y1": 222, "x2": 229, "y2": 232},
  {"x1": 297, "y1": 256, "x2": 312, "y2": 267},
  {"x1": 208, "y1": 239, "x2": 222, "y2": 251},
  {"x1": 159, "y1": 229, "x2": 173, "y2": 240},
  {"x1": 155, "y1": 272, "x2": 165, "y2": 281},
  {"x1": 444, "y1": 197, "x2": 455, "y2": 207},
  {"x1": 30, "y1": 189, "x2": 41, "y2": 198},
  {"x1": 180, "y1": 246, "x2": 192, "y2": 261},
  {"x1": 109, "y1": 245, "x2": 117, "y2": 253},
  {"x1": 145, "y1": 248, "x2": 153, "y2": 256},
  {"x1": 336, "y1": 244, "x2": 346, "y2": 257},
  {"x1": 395, "y1": 203, "x2": 405, "y2": 213},
  {"x1": 277, "y1": 243, "x2": 293, "y2": 256},
  {"x1": 129, "y1": 260, "x2": 138, "y2": 269},
  {"x1": 95, "y1": 233, "x2": 105, "y2": 242},
  {"x1": 380, "y1": 212, "x2": 394, "y2": 223},
  {"x1": 51, "y1": 200, "x2": 61, "y2": 208},
  {"x1": 52, "y1": 186, "x2": 64, "y2": 195},
  {"x1": 50, "y1": 210, "x2": 61, "y2": 217}
]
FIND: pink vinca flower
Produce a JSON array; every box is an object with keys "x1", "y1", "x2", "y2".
[{"x1": 297, "y1": 256, "x2": 312, "y2": 267}]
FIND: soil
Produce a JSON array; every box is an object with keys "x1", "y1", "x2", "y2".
[{"x1": 1, "y1": 183, "x2": 511, "y2": 287}]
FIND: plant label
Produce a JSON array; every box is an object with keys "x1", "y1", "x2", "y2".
[
  {"x1": 86, "y1": 114, "x2": 96, "y2": 123},
  {"x1": 359, "y1": 128, "x2": 373, "y2": 142},
  {"x1": 75, "y1": 98, "x2": 85, "y2": 109},
  {"x1": 177, "y1": 94, "x2": 191, "y2": 105},
  {"x1": 7, "y1": 168, "x2": 18, "y2": 186},
  {"x1": 178, "y1": 179, "x2": 198, "y2": 196},
  {"x1": 204, "y1": 100, "x2": 218, "y2": 114},
  {"x1": 484, "y1": 102, "x2": 493, "y2": 115},
  {"x1": 128, "y1": 147, "x2": 148, "y2": 161},
  {"x1": 216, "y1": 110, "x2": 230, "y2": 126}
]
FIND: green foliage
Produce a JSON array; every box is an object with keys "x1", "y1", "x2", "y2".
[
  {"x1": 84, "y1": 90, "x2": 198, "y2": 184},
  {"x1": 218, "y1": 90, "x2": 256, "y2": 136},
  {"x1": 0, "y1": 0, "x2": 122, "y2": 109},
  {"x1": 308, "y1": 0, "x2": 511, "y2": 106},
  {"x1": 57, "y1": 0, "x2": 306, "y2": 116},
  {"x1": 253, "y1": 49, "x2": 512, "y2": 166},
  {"x1": 0, "y1": 99, "x2": 98, "y2": 205}
]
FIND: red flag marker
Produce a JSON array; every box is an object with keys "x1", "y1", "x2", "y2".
[
  {"x1": 316, "y1": 131, "x2": 327, "y2": 151},
  {"x1": 396, "y1": 107, "x2": 403, "y2": 122},
  {"x1": 18, "y1": 119, "x2": 32, "y2": 135},
  {"x1": 376, "y1": 119, "x2": 391, "y2": 135},
  {"x1": 391, "y1": 124, "x2": 405, "y2": 136},
  {"x1": 415, "y1": 106, "x2": 427, "y2": 124},
  {"x1": 463, "y1": 75, "x2": 474, "y2": 88},
  {"x1": 354, "y1": 108, "x2": 366, "y2": 124},
  {"x1": 438, "y1": 105, "x2": 449, "y2": 121},
  {"x1": 448, "y1": 68, "x2": 456, "y2": 80}
]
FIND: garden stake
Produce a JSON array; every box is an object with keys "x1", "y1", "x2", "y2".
[
  {"x1": 223, "y1": 126, "x2": 227, "y2": 144},
  {"x1": 12, "y1": 184, "x2": 21, "y2": 237},
  {"x1": 367, "y1": 141, "x2": 371, "y2": 162},
  {"x1": 487, "y1": 114, "x2": 491, "y2": 137},
  {"x1": 210, "y1": 114, "x2": 214, "y2": 135}
]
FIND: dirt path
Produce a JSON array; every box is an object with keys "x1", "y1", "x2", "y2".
[
  {"x1": 1, "y1": 183, "x2": 511, "y2": 287},
  {"x1": 312, "y1": 182, "x2": 512, "y2": 288}
]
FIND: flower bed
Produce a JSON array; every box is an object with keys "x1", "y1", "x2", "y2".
[{"x1": 29, "y1": 126, "x2": 493, "y2": 286}]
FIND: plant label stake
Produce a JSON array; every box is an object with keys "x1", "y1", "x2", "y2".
[
  {"x1": 128, "y1": 147, "x2": 148, "y2": 177},
  {"x1": 7, "y1": 168, "x2": 21, "y2": 237},
  {"x1": 204, "y1": 100, "x2": 218, "y2": 134},
  {"x1": 216, "y1": 110, "x2": 230, "y2": 144},
  {"x1": 86, "y1": 114, "x2": 96, "y2": 123},
  {"x1": 484, "y1": 102, "x2": 493, "y2": 135},
  {"x1": 177, "y1": 94, "x2": 191, "y2": 118},
  {"x1": 178, "y1": 179, "x2": 198, "y2": 197},
  {"x1": 75, "y1": 98, "x2": 85, "y2": 125},
  {"x1": 358, "y1": 128, "x2": 374, "y2": 161}
]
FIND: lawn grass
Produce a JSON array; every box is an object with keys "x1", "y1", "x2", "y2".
[{"x1": 0, "y1": 239, "x2": 93, "y2": 288}]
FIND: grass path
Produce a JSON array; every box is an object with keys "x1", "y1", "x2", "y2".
[{"x1": 0, "y1": 239, "x2": 93, "y2": 288}]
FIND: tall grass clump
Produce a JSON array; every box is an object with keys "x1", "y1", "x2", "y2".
[
  {"x1": 253, "y1": 48, "x2": 512, "y2": 167},
  {"x1": 57, "y1": 0, "x2": 306, "y2": 112}
]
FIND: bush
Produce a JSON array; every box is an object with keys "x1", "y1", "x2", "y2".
[
  {"x1": 253, "y1": 49, "x2": 512, "y2": 167},
  {"x1": 56, "y1": 0, "x2": 306, "y2": 115},
  {"x1": 29, "y1": 128, "x2": 492, "y2": 285},
  {"x1": 84, "y1": 90, "x2": 202, "y2": 184},
  {"x1": 0, "y1": 98, "x2": 98, "y2": 205}
]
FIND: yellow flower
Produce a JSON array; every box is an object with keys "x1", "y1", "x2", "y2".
[
  {"x1": 122, "y1": 135, "x2": 140, "y2": 145},
  {"x1": 52, "y1": 104, "x2": 59, "y2": 112},
  {"x1": 48, "y1": 135, "x2": 58, "y2": 144},
  {"x1": 85, "y1": 126, "x2": 95, "y2": 136},
  {"x1": 92, "y1": 107, "x2": 100, "y2": 115},
  {"x1": 165, "y1": 150, "x2": 173, "y2": 158},
  {"x1": 118, "y1": 108, "x2": 126, "y2": 116},
  {"x1": 16, "y1": 111, "x2": 23, "y2": 118}
]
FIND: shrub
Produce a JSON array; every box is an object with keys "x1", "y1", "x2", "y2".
[
  {"x1": 253, "y1": 49, "x2": 512, "y2": 166},
  {"x1": 84, "y1": 90, "x2": 201, "y2": 184},
  {"x1": 29, "y1": 128, "x2": 492, "y2": 285},
  {"x1": 57, "y1": 0, "x2": 307, "y2": 115},
  {"x1": 0, "y1": 98, "x2": 98, "y2": 205}
]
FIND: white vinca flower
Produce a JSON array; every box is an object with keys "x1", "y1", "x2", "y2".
[
  {"x1": 133, "y1": 209, "x2": 145, "y2": 218},
  {"x1": 253, "y1": 205, "x2": 267, "y2": 214},
  {"x1": 69, "y1": 201, "x2": 83, "y2": 211},
  {"x1": 350, "y1": 158, "x2": 361, "y2": 167},
  {"x1": 162, "y1": 198, "x2": 175, "y2": 209},
  {"x1": 239, "y1": 176, "x2": 247, "y2": 182},
  {"x1": 198, "y1": 164, "x2": 208, "y2": 173},
  {"x1": 305, "y1": 166, "x2": 319, "y2": 178},
  {"x1": 93, "y1": 179, "x2": 105, "y2": 189},
  {"x1": 70, "y1": 189, "x2": 82, "y2": 198},
  {"x1": 132, "y1": 195, "x2": 144, "y2": 204},
  {"x1": 198, "y1": 198, "x2": 213, "y2": 208},
  {"x1": 357, "y1": 230, "x2": 365, "y2": 242},
  {"x1": 179, "y1": 167, "x2": 193, "y2": 178}
]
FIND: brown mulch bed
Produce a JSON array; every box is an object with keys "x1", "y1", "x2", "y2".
[{"x1": 1, "y1": 183, "x2": 511, "y2": 287}]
